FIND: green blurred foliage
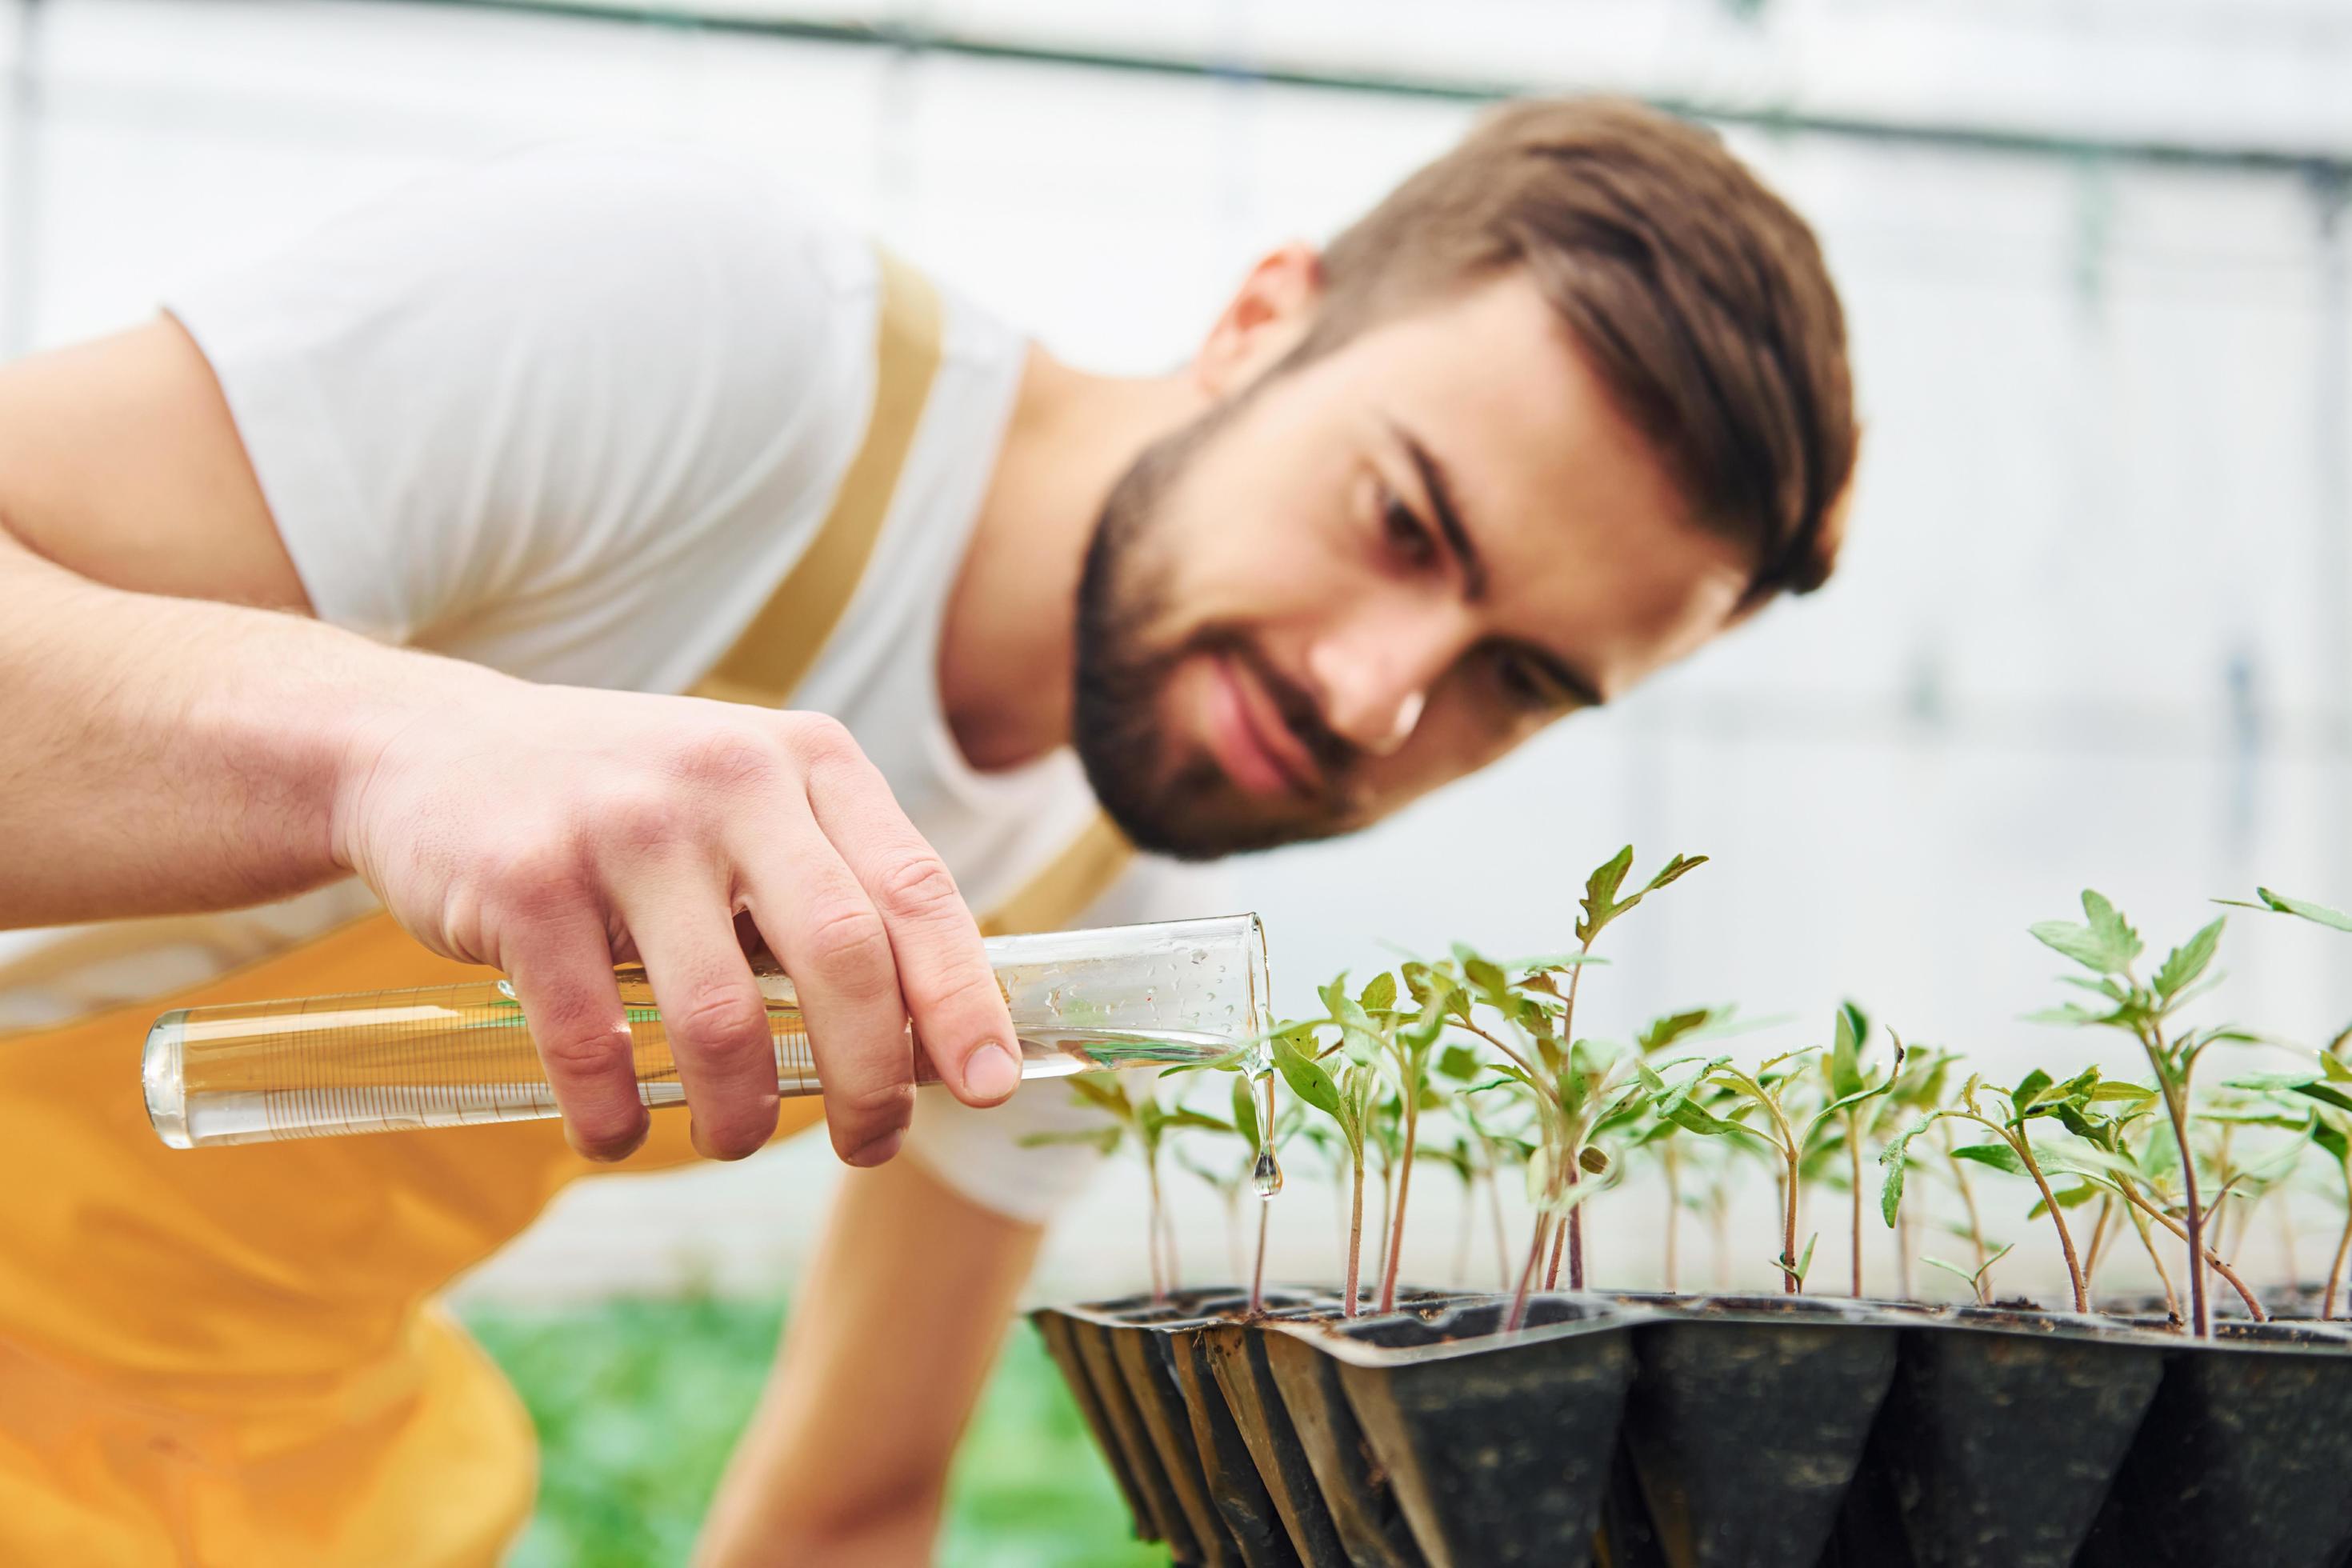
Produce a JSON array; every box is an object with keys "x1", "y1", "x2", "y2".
[{"x1": 466, "y1": 1295, "x2": 1166, "y2": 1568}]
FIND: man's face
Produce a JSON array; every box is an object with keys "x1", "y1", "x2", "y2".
[{"x1": 1074, "y1": 268, "x2": 1754, "y2": 859}]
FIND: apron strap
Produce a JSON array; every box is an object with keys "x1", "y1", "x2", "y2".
[
  {"x1": 690, "y1": 247, "x2": 945, "y2": 709},
  {"x1": 687, "y1": 242, "x2": 1130, "y2": 930}
]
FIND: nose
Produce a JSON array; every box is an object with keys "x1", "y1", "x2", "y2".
[{"x1": 1305, "y1": 610, "x2": 1463, "y2": 758}]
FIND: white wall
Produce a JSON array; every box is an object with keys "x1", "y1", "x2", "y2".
[{"x1": 10, "y1": 0, "x2": 2350, "y2": 1304}]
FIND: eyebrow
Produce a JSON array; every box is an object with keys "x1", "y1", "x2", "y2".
[
  {"x1": 1391, "y1": 422, "x2": 1608, "y2": 710},
  {"x1": 1395, "y1": 426, "x2": 1489, "y2": 601}
]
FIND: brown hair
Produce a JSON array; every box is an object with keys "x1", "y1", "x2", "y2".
[{"x1": 1302, "y1": 97, "x2": 1857, "y2": 600}]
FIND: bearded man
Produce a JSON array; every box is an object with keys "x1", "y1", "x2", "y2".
[{"x1": 0, "y1": 99, "x2": 1854, "y2": 1562}]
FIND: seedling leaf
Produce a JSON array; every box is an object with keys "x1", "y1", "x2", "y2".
[
  {"x1": 1273, "y1": 1030, "x2": 1342, "y2": 1116},
  {"x1": 2154, "y1": 916, "x2": 2226, "y2": 1000},
  {"x1": 2030, "y1": 890, "x2": 2142, "y2": 974},
  {"x1": 1643, "y1": 854, "x2": 1708, "y2": 894},
  {"x1": 1831, "y1": 1004, "x2": 1867, "y2": 1098},
  {"x1": 2253, "y1": 887, "x2": 2352, "y2": 933},
  {"x1": 1950, "y1": 1142, "x2": 2027, "y2": 1177},
  {"x1": 1066, "y1": 1073, "x2": 1132, "y2": 1118},
  {"x1": 1230, "y1": 1073, "x2": 1259, "y2": 1148}
]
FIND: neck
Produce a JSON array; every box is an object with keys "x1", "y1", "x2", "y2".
[{"x1": 940, "y1": 345, "x2": 1202, "y2": 771}]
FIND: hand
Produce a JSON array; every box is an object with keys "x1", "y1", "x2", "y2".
[{"x1": 329, "y1": 666, "x2": 1020, "y2": 1164}]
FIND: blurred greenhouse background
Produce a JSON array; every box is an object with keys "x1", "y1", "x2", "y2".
[{"x1": 9, "y1": 0, "x2": 2350, "y2": 1556}]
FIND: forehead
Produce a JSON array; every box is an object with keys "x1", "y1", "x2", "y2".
[{"x1": 1330, "y1": 272, "x2": 1754, "y2": 683}]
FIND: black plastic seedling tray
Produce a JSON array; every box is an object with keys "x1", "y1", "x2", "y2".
[{"x1": 1032, "y1": 1287, "x2": 2352, "y2": 1568}]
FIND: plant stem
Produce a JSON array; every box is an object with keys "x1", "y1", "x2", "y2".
[
  {"x1": 2326, "y1": 1203, "x2": 2352, "y2": 1322},
  {"x1": 1453, "y1": 1174, "x2": 1474, "y2": 1288},
  {"x1": 2326, "y1": 1153, "x2": 2352, "y2": 1322},
  {"x1": 2113, "y1": 1177, "x2": 2266, "y2": 1322},
  {"x1": 1146, "y1": 1151, "x2": 1169, "y2": 1303},
  {"x1": 1506, "y1": 1213, "x2": 1550, "y2": 1333},
  {"x1": 1484, "y1": 1147, "x2": 1512, "y2": 1291},
  {"x1": 1944, "y1": 1124, "x2": 1990, "y2": 1270},
  {"x1": 1377, "y1": 1090, "x2": 1419, "y2": 1313},
  {"x1": 1249, "y1": 1190, "x2": 1270, "y2": 1315},
  {"x1": 1545, "y1": 1156, "x2": 1583, "y2": 1290},
  {"x1": 2006, "y1": 1129, "x2": 2088, "y2": 1312},
  {"x1": 1343, "y1": 1147, "x2": 1366, "y2": 1318},
  {"x1": 1896, "y1": 1200, "x2": 1916, "y2": 1301},
  {"x1": 2083, "y1": 1195, "x2": 2115, "y2": 1306},
  {"x1": 1553, "y1": 956, "x2": 1590, "y2": 1297},
  {"x1": 1222, "y1": 1185, "x2": 1242, "y2": 1286},
  {"x1": 1782, "y1": 1147, "x2": 1802, "y2": 1294},
  {"x1": 1663, "y1": 1147, "x2": 1682, "y2": 1293},
  {"x1": 1370, "y1": 1141, "x2": 1394, "y2": 1303},
  {"x1": 2271, "y1": 1188, "x2": 2298, "y2": 1310},
  {"x1": 1847, "y1": 1111, "x2": 1865, "y2": 1298},
  {"x1": 1454, "y1": 1018, "x2": 1545, "y2": 1083},
  {"x1": 2125, "y1": 1196, "x2": 2182, "y2": 1325},
  {"x1": 2147, "y1": 1029, "x2": 2211, "y2": 1338},
  {"x1": 1710, "y1": 1191, "x2": 1730, "y2": 1290}
]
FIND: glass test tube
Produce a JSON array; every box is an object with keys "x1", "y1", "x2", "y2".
[{"x1": 143, "y1": 913, "x2": 1270, "y2": 1149}]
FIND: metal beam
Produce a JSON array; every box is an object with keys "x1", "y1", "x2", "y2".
[{"x1": 381, "y1": 0, "x2": 2352, "y2": 178}]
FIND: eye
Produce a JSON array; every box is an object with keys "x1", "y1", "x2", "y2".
[
  {"x1": 1489, "y1": 645, "x2": 1575, "y2": 715},
  {"x1": 1378, "y1": 486, "x2": 1438, "y2": 569}
]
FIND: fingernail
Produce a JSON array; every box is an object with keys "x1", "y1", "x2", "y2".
[
  {"x1": 846, "y1": 1130, "x2": 903, "y2": 1168},
  {"x1": 965, "y1": 1042, "x2": 1021, "y2": 1101}
]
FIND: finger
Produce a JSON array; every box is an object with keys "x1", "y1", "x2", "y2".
[
  {"x1": 799, "y1": 738, "x2": 1018, "y2": 1109},
  {"x1": 618, "y1": 877, "x2": 782, "y2": 1162},
  {"x1": 746, "y1": 814, "x2": 916, "y2": 1166},
  {"x1": 504, "y1": 910, "x2": 647, "y2": 1162}
]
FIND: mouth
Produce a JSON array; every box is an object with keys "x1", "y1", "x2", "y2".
[{"x1": 1203, "y1": 652, "x2": 1323, "y2": 800}]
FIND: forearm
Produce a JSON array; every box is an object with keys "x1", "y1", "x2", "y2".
[
  {"x1": 696, "y1": 1154, "x2": 1046, "y2": 1566},
  {"x1": 0, "y1": 530, "x2": 486, "y2": 927}
]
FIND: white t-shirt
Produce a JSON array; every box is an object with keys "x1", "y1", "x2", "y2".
[{"x1": 0, "y1": 143, "x2": 1222, "y2": 1221}]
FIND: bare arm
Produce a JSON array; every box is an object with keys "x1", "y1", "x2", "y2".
[
  {"x1": 0, "y1": 319, "x2": 1021, "y2": 1166},
  {"x1": 694, "y1": 1155, "x2": 1044, "y2": 1566}
]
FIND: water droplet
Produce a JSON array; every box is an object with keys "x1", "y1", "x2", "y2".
[{"x1": 1250, "y1": 1067, "x2": 1282, "y2": 1198}]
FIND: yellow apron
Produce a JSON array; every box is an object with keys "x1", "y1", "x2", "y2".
[{"x1": 0, "y1": 251, "x2": 1129, "y2": 1566}]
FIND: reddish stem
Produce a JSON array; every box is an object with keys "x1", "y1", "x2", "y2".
[
  {"x1": 1506, "y1": 1213, "x2": 1550, "y2": 1333},
  {"x1": 1376, "y1": 1088, "x2": 1419, "y2": 1313},
  {"x1": 2011, "y1": 1131, "x2": 2088, "y2": 1313},
  {"x1": 1781, "y1": 1149, "x2": 1802, "y2": 1294}
]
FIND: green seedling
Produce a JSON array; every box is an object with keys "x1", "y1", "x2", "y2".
[
  {"x1": 1319, "y1": 966, "x2": 1453, "y2": 1314},
  {"x1": 2221, "y1": 885, "x2": 2352, "y2": 1318},
  {"x1": 1985, "y1": 1074, "x2": 2274, "y2": 1323},
  {"x1": 1175, "y1": 1086, "x2": 1306, "y2": 1311},
  {"x1": 2218, "y1": 886, "x2": 2352, "y2": 932},
  {"x1": 2221, "y1": 1065, "x2": 2352, "y2": 1315},
  {"x1": 1451, "y1": 846, "x2": 1705, "y2": 1330},
  {"x1": 1450, "y1": 1078, "x2": 1533, "y2": 1290},
  {"x1": 1662, "y1": 1014, "x2": 1902, "y2": 1295},
  {"x1": 2193, "y1": 1086, "x2": 2317, "y2": 1282},
  {"x1": 1627, "y1": 1006, "x2": 1741, "y2": 1292},
  {"x1": 1271, "y1": 1019, "x2": 1383, "y2": 1316},
  {"x1": 1026, "y1": 1071, "x2": 1231, "y2": 1302},
  {"x1": 1923, "y1": 1242, "x2": 2016, "y2": 1308},
  {"x1": 1875, "y1": 1043, "x2": 1961, "y2": 1299},
  {"x1": 1817, "y1": 1003, "x2": 1902, "y2": 1297},
  {"x1": 2028, "y1": 891, "x2": 2243, "y2": 1336},
  {"x1": 1881, "y1": 1062, "x2": 2106, "y2": 1311}
]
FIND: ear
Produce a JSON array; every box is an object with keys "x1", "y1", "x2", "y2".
[{"x1": 1191, "y1": 242, "x2": 1324, "y2": 399}]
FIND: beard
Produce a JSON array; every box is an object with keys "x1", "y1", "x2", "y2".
[{"x1": 1071, "y1": 399, "x2": 1362, "y2": 861}]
